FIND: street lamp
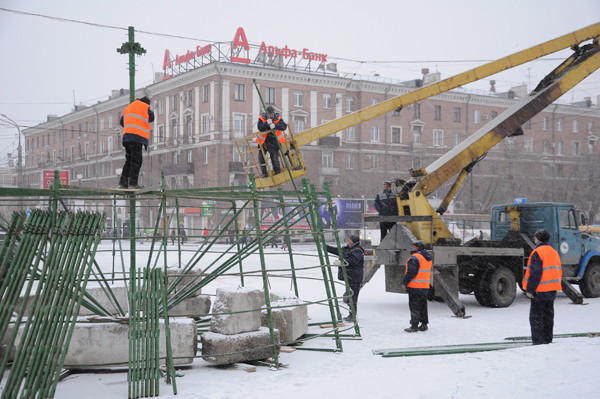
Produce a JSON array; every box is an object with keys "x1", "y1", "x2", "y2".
[{"x1": 0, "y1": 114, "x2": 23, "y2": 188}]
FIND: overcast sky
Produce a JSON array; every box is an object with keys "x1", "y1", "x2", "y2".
[{"x1": 1, "y1": 0, "x2": 599, "y2": 166}]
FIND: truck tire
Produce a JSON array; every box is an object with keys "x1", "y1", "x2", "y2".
[
  {"x1": 474, "y1": 270, "x2": 493, "y2": 307},
  {"x1": 475, "y1": 267, "x2": 516, "y2": 308},
  {"x1": 580, "y1": 262, "x2": 600, "y2": 298}
]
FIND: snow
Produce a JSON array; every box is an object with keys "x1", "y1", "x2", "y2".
[{"x1": 46, "y1": 242, "x2": 600, "y2": 398}]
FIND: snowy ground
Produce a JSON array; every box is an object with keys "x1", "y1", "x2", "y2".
[{"x1": 48, "y1": 242, "x2": 600, "y2": 399}]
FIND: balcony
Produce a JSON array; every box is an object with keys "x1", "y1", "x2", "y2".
[
  {"x1": 318, "y1": 136, "x2": 340, "y2": 147},
  {"x1": 319, "y1": 167, "x2": 340, "y2": 176},
  {"x1": 163, "y1": 163, "x2": 194, "y2": 176}
]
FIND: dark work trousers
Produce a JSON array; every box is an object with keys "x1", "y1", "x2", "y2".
[
  {"x1": 408, "y1": 293, "x2": 429, "y2": 326},
  {"x1": 380, "y1": 222, "x2": 395, "y2": 241},
  {"x1": 120, "y1": 142, "x2": 144, "y2": 186},
  {"x1": 347, "y1": 280, "x2": 361, "y2": 315},
  {"x1": 529, "y1": 298, "x2": 555, "y2": 345},
  {"x1": 258, "y1": 136, "x2": 281, "y2": 175}
]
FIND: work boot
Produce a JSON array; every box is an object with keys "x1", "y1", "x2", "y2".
[
  {"x1": 118, "y1": 184, "x2": 128, "y2": 189},
  {"x1": 418, "y1": 323, "x2": 428, "y2": 331},
  {"x1": 404, "y1": 325, "x2": 419, "y2": 333},
  {"x1": 129, "y1": 184, "x2": 144, "y2": 190},
  {"x1": 343, "y1": 314, "x2": 355, "y2": 323},
  {"x1": 260, "y1": 171, "x2": 268, "y2": 178}
]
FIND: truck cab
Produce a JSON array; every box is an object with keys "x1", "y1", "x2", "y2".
[{"x1": 491, "y1": 202, "x2": 600, "y2": 297}]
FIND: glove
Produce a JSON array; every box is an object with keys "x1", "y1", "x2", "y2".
[
  {"x1": 401, "y1": 284, "x2": 407, "y2": 291},
  {"x1": 269, "y1": 123, "x2": 276, "y2": 130},
  {"x1": 266, "y1": 118, "x2": 273, "y2": 124},
  {"x1": 526, "y1": 292, "x2": 534, "y2": 299}
]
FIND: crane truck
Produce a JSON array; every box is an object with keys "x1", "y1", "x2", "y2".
[{"x1": 236, "y1": 23, "x2": 600, "y2": 316}]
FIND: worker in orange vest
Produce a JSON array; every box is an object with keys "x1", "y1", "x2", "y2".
[
  {"x1": 119, "y1": 96, "x2": 154, "y2": 189},
  {"x1": 523, "y1": 229, "x2": 563, "y2": 345},
  {"x1": 256, "y1": 106, "x2": 287, "y2": 178},
  {"x1": 401, "y1": 240, "x2": 432, "y2": 332}
]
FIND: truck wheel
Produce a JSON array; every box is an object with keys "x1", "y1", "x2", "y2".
[
  {"x1": 486, "y1": 267, "x2": 516, "y2": 308},
  {"x1": 580, "y1": 262, "x2": 600, "y2": 298},
  {"x1": 474, "y1": 270, "x2": 492, "y2": 307}
]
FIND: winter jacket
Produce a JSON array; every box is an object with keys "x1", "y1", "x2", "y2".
[
  {"x1": 327, "y1": 242, "x2": 364, "y2": 284},
  {"x1": 256, "y1": 113, "x2": 287, "y2": 145},
  {"x1": 374, "y1": 189, "x2": 398, "y2": 216},
  {"x1": 524, "y1": 242, "x2": 562, "y2": 301},
  {"x1": 119, "y1": 100, "x2": 155, "y2": 149}
]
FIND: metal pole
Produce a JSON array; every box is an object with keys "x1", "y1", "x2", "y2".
[{"x1": 0, "y1": 114, "x2": 23, "y2": 191}]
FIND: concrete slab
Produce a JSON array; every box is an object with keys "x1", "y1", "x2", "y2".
[
  {"x1": 3, "y1": 318, "x2": 197, "y2": 367},
  {"x1": 262, "y1": 298, "x2": 308, "y2": 343},
  {"x1": 201, "y1": 327, "x2": 280, "y2": 365},
  {"x1": 260, "y1": 309, "x2": 287, "y2": 341},
  {"x1": 166, "y1": 267, "x2": 203, "y2": 297},
  {"x1": 210, "y1": 287, "x2": 263, "y2": 335},
  {"x1": 168, "y1": 295, "x2": 211, "y2": 318}
]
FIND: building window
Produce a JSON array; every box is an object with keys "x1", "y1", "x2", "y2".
[
  {"x1": 202, "y1": 179, "x2": 209, "y2": 188},
  {"x1": 187, "y1": 117, "x2": 193, "y2": 140},
  {"x1": 346, "y1": 96, "x2": 354, "y2": 112},
  {"x1": 491, "y1": 111, "x2": 498, "y2": 119},
  {"x1": 573, "y1": 141, "x2": 580, "y2": 156},
  {"x1": 372, "y1": 155, "x2": 379, "y2": 170},
  {"x1": 371, "y1": 126, "x2": 379, "y2": 142},
  {"x1": 158, "y1": 99, "x2": 164, "y2": 115},
  {"x1": 187, "y1": 89, "x2": 193, "y2": 106},
  {"x1": 294, "y1": 90, "x2": 303, "y2": 107},
  {"x1": 346, "y1": 153, "x2": 354, "y2": 170},
  {"x1": 371, "y1": 98, "x2": 379, "y2": 106},
  {"x1": 543, "y1": 116, "x2": 549, "y2": 131},
  {"x1": 524, "y1": 137, "x2": 533, "y2": 153},
  {"x1": 202, "y1": 115, "x2": 210, "y2": 133},
  {"x1": 412, "y1": 125, "x2": 422, "y2": 143},
  {"x1": 589, "y1": 121, "x2": 594, "y2": 133},
  {"x1": 172, "y1": 94, "x2": 178, "y2": 111},
  {"x1": 505, "y1": 138, "x2": 515, "y2": 150},
  {"x1": 322, "y1": 151, "x2": 333, "y2": 168},
  {"x1": 524, "y1": 119, "x2": 531, "y2": 130},
  {"x1": 433, "y1": 130, "x2": 443, "y2": 146},
  {"x1": 203, "y1": 147, "x2": 208, "y2": 164},
  {"x1": 454, "y1": 132, "x2": 461, "y2": 146},
  {"x1": 234, "y1": 84, "x2": 245, "y2": 101},
  {"x1": 265, "y1": 87, "x2": 276, "y2": 104},
  {"x1": 573, "y1": 119, "x2": 579, "y2": 133},
  {"x1": 100, "y1": 140, "x2": 104, "y2": 154},
  {"x1": 453, "y1": 107, "x2": 461, "y2": 123},
  {"x1": 294, "y1": 119, "x2": 305, "y2": 133},
  {"x1": 172, "y1": 151, "x2": 178, "y2": 164},
  {"x1": 542, "y1": 140, "x2": 549, "y2": 154},
  {"x1": 557, "y1": 141, "x2": 564, "y2": 155},
  {"x1": 557, "y1": 118, "x2": 563, "y2": 132},
  {"x1": 323, "y1": 93, "x2": 332, "y2": 109},
  {"x1": 171, "y1": 119, "x2": 178, "y2": 139},
  {"x1": 158, "y1": 126, "x2": 164, "y2": 142},
  {"x1": 391, "y1": 127, "x2": 401, "y2": 143},
  {"x1": 346, "y1": 126, "x2": 355, "y2": 141},
  {"x1": 473, "y1": 109, "x2": 480, "y2": 124},
  {"x1": 86, "y1": 122, "x2": 89, "y2": 134},
  {"x1": 233, "y1": 114, "x2": 245, "y2": 138},
  {"x1": 557, "y1": 164, "x2": 564, "y2": 177},
  {"x1": 433, "y1": 105, "x2": 441, "y2": 120},
  {"x1": 203, "y1": 85, "x2": 209, "y2": 102},
  {"x1": 108, "y1": 115, "x2": 113, "y2": 128},
  {"x1": 392, "y1": 156, "x2": 400, "y2": 171},
  {"x1": 413, "y1": 103, "x2": 420, "y2": 119}
]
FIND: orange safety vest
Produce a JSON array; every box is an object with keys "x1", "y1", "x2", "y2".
[
  {"x1": 256, "y1": 115, "x2": 285, "y2": 145},
  {"x1": 524, "y1": 245, "x2": 563, "y2": 292},
  {"x1": 122, "y1": 100, "x2": 151, "y2": 140},
  {"x1": 405, "y1": 253, "x2": 432, "y2": 289}
]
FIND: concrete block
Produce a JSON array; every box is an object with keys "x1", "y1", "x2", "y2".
[
  {"x1": 260, "y1": 309, "x2": 287, "y2": 341},
  {"x1": 4, "y1": 318, "x2": 197, "y2": 367},
  {"x1": 262, "y1": 299, "x2": 308, "y2": 343},
  {"x1": 201, "y1": 327, "x2": 280, "y2": 365},
  {"x1": 166, "y1": 267, "x2": 203, "y2": 297},
  {"x1": 210, "y1": 287, "x2": 263, "y2": 335},
  {"x1": 168, "y1": 295, "x2": 211, "y2": 318}
]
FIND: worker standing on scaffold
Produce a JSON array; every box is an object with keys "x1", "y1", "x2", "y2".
[{"x1": 256, "y1": 106, "x2": 287, "y2": 178}]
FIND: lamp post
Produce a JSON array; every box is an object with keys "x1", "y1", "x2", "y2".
[{"x1": 1, "y1": 114, "x2": 23, "y2": 188}]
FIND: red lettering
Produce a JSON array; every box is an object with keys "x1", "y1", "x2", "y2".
[
  {"x1": 259, "y1": 42, "x2": 268, "y2": 53},
  {"x1": 291, "y1": 49, "x2": 297, "y2": 58},
  {"x1": 162, "y1": 49, "x2": 172, "y2": 70},
  {"x1": 268, "y1": 46, "x2": 274, "y2": 54},
  {"x1": 321, "y1": 54, "x2": 327, "y2": 62},
  {"x1": 302, "y1": 48, "x2": 309, "y2": 60},
  {"x1": 233, "y1": 27, "x2": 250, "y2": 51}
]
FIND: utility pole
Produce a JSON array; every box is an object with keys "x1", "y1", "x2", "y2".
[
  {"x1": 117, "y1": 26, "x2": 146, "y2": 103},
  {"x1": 1, "y1": 114, "x2": 23, "y2": 189}
]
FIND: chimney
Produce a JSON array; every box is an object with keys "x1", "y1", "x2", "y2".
[
  {"x1": 47, "y1": 114, "x2": 58, "y2": 122},
  {"x1": 490, "y1": 80, "x2": 496, "y2": 92},
  {"x1": 584, "y1": 97, "x2": 592, "y2": 107},
  {"x1": 154, "y1": 72, "x2": 165, "y2": 83}
]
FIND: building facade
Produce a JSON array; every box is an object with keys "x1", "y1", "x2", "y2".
[{"x1": 20, "y1": 50, "x2": 600, "y2": 229}]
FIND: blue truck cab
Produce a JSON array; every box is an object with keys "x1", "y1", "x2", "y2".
[{"x1": 491, "y1": 202, "x2": 600, "y2": 298}]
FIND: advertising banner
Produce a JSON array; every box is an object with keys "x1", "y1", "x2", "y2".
[{"x1": 42, "y1": 170, "x2": 69, "y2": 189}]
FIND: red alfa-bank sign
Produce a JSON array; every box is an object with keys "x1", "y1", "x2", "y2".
[
  {"x1": 162, "y1": 27, "x2": 327, "y2": 72},
  {"x1": 42, "y1": 170, "x2": 69, "y2": 189}
]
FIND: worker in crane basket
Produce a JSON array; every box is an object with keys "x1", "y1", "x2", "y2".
[
  {"x1": 374, "y1": 181, "x2": 399, "y2": 240},
  {"x1": 256, "y1": 106, "x2": 287, "y2": 178},
  {"x1": 523, "y1": 229, "x2": 563, "y2": 345},
  {"x1": 402, "y1": 240, "x2": 432, "y2": 332}
]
